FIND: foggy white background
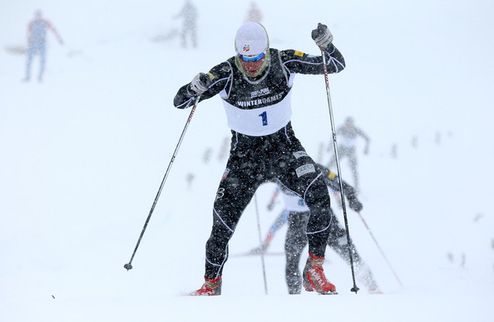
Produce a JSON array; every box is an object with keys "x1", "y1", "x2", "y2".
[{"x1": 0, "y1": 0, "x2": 493, "y2": 321}]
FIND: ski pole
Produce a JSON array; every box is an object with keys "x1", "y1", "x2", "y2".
[
  {"x1": 320, "y1": 48, "x2": 359, "y2": 294},
  {"x1": 124, "y1": 100, "x2": 199, "y2": 271},
  {"x1": 356, "y1": 212, "x2": 404, "y2": 287},
  {"x1": 253, "y1": 193, "x2": 269, "y2": 294}
]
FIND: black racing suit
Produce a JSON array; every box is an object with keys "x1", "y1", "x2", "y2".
[{"x1": 174, "y1": 44, "x2": 346, "y2": 279}]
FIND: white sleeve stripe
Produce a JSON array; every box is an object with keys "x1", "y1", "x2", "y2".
[
  {"x1": 210, "y1": 76, "x2": 229, "y2": 89},
  {"x1": 178, "y1": 73, "x2": 229, "y2": 108},
  {"x1": 330, "y1": 57, "x2": 339, "y2": 73},
  {"x1": 283, "y1": 53, "x2": 344, "y2": 70},
  {"x1": 186, "y1": 86, "x2": 194, "y2": 97},
  {"x1": 332, "y1": 56, "x2": 345, "y2": 69},
  {"x1": 283, "y1": 58, "x2": 323, "y2": 66},
  {"x1": 176, "y1": 97, "x2": 194, "y2": 109},
  {"x1": 226, "y1": 61, "x2": 234, "y2": 97}
]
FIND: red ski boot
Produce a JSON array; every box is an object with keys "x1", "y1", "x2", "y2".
[
  {"x1": 190, "y1": 276, "x2": 222, "y2": 296},
  {"x1": 303, "y1": 253, "x2": 337, "y2": 294}
]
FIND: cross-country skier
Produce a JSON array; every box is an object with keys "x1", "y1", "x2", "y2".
[
  {"x1": 23, "y1": 10, "x2": 64, "y2": 82},
  {"x1": 328, "y1": 116, "x2": 370, "y2": 193},
  {"x1": 248, "y1": 167, "x2": 380, "y2": 294},
  {"x1": 173, "y1": 21, "x2": 345, "y2": 295}
]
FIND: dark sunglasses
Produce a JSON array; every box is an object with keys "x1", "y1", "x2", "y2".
[{"x1": 240, "y1": 52, "x2": 265, "y2": 62}]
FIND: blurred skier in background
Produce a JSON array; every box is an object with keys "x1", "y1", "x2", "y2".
[
  {"x1": 328, "y1": 116, "x2": 370, "y2": 193},
  {"x1": 174, "y1": 22, "x2": 346, "y2": 295},
  {"x1": 185, "y1": 172, "x2": 195, "y2": 189},
  {"x1": 245, "y1": 2, "x2": 263, "y2": 23},
  {"x1": 174, "y1": 0, "x2": 198, "y2": 48},
  {"x1": 248, "y1": 166, "x2": 380, "y2": 294},
  {"x1": 23, "y1": 10, "x2": 64, "y2": 82},
  {"x1": 202, "y1": 147, "x2": 212, "y2": 164}
]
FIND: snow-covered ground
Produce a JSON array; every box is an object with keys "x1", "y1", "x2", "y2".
[{"x1": 1, "y1": 0, "x2": 493, "y2": 321}]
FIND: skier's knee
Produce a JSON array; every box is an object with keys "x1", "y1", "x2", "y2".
[{"x1": 304, "y1": 178, "x2": 331, "y2": 212}]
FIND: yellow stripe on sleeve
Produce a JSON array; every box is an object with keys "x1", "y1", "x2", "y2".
[{"x1": 327, "y1": 171, "x2": 337, "y2": 180}]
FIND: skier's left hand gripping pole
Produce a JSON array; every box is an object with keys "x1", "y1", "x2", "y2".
[
  {"x1": 313, "y1": 23, "x2": 359, "y2": 293},
  {"x1": 124, "y1": 98, "x2": 199, "y2": 271}
]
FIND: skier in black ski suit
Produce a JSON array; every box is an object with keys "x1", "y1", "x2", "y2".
[
  {"x1": 173, "y1": 22, "x2": 345, "y2": 295},
  {"x1": 256, "y1": 166, "x2": 379, "y2": 294}
]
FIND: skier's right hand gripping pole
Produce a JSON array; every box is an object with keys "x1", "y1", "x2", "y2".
[
  {"x1": 189, "y1": 73, "x2": 212, "y2": 96},
  {"x1": 124, "y1": 95, "x2": 201, "y2": 271}
]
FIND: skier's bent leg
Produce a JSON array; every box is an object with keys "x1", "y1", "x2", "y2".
[
  {"x1": 204, "y1": 174, "x2": 258, "y2": 279},
  {"x1": 38, "y1": 46, "x2": 46, "y2": 82},
  {"x1": 304, "y1": 176, "x2": 332, "y2": 257},
  {"x1": 302, "y1": 177, "x2": 337, "y2": 294},
  {"x1": 24, "y1": 49, "x2": 34, "y2": 81},
  {"x1": 205, "y1": 219, "x2": 233, "y2": 279},
  {"x1": 38, "y1": 57, "x2": 46, "y2": 82},
  {"x1": 285, "y1": 212, "x2": 308, "y2": 294}
]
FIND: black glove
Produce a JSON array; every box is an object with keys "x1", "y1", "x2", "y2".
[
  {"x1": 347, "y1": 195, "x2": 363, "y2": 212},
  {"x1": 189, "y1": 72, "x2": 211, "y2": 95},
  {"x1": 311, "y1": 23, "x2": 333, "y2": 48}
]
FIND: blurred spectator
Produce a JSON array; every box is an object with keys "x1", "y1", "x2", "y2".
[
  {"x1": 245, "y1": 2, "x2": 263, "y2": 23},
  {"x1": 23, "y1": 10, "x2": 63, "y2": 82},
  {"x1": 435, "y1": 131, "x2": 442, "y2": 145},
  {"x1": 186, "y1": 173, "x2": 195, "y2": 189},
  {"x1": 175, "y1": 0, "x2": 198, "y2": 48},
  {"x1": 391, "y1": 143, "x2": 398, "y2": 158},
  {"x1": 203, "y1": 148, "x2": 212, "y2": 164}
]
